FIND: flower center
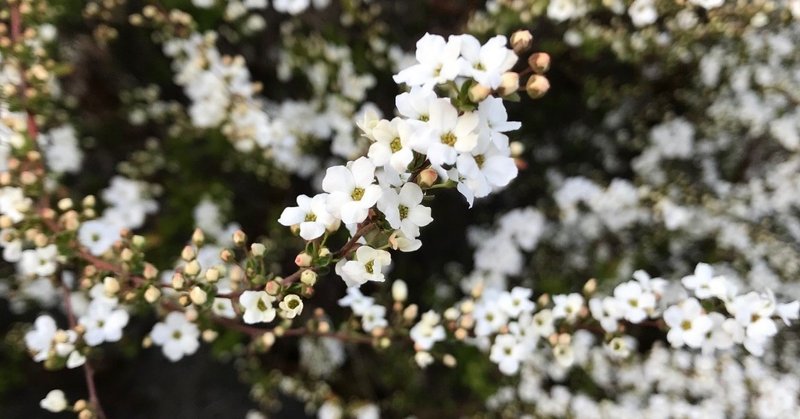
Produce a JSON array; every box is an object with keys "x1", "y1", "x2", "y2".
[
  {"x1": 257, "y1": 298, "x2": 268, "y2": 312},
  {"x1": 390, "y1": 137, "x2": 402, "y2": 153},
  {"x1": 287, "y1": 299, "x2": 300, "y2": 309},
  {"x1": 351, "y1": 187, "x2": 365, "y2": 201},
  {"x1": 364, "y1": 260, "x2": 374, "y2": 274},
  {"x1": 399, "y1": 205, "x2": 409, "y2": 220},
  {"x1": 628, "y1": 299, "x2": 638, "y2": 308},
  {"x1": 304, "y1": 213, "x2": 317, "y2": 222},
  {"x1": 474, "y1": 154, "x2": 485, "y2": 168},
  {"x1": 680, "y1": 320, "x2": 692, "y2": 331},
  {"x1": 440, "y1": 132, "x2": 457, "y2": 146},
  {"x1": 172, "y1": 330, "x2": 182, "y2": 340},
  {"x1": 419, "y1": 114, "x2": 429, "y2": 122}
]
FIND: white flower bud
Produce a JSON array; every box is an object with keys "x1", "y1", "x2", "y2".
[
  {"x1": 40, "y1": 389, "x2": 67, "y2": 412},
  {"x1": 103, "y1": 276, "x2": 120, "y2": 296},
  {"x1": 392, "y1": 279, "x2": 408, "y2": 302},
  {"x1": 189, "y1": 286, "x2": 207, "y2": 305},
  {"x1": 250, "y1": 243, "x2": 266, "y2": 257},
  {"x1": 144, "y1": 285, "x2": 161, "y2": 303},
  {"x1": 184, "y1": 260, "x2": 201, "y2": 276},
  {"x1": 300, "y1": 270, "x2": 317, "y2": 286}
]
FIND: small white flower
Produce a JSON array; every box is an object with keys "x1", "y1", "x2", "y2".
[
  {"x1": 18, "y1": 245, "x2": 58, "y2": 278},
  {"x1": 409, "y1": 311, "x2": 446, "y2": 350},
  {"x1": 78, "y1": 218, "x2": 121, "y2": 256},
  {"x1": 377, "y1": 183, "x2": 432, "y2": 239},
  {"x1": 455, "y1": 135, "x2": 518, "y2": 207},
  {"x1": 239, "y1": 291, "x2": 277, "y2": 324},
  {"x1": 552, "y1": 293, "x2": 585, "y2": 322},
  {"x1": 25, "y1": 315, "x2": 57, "y2": 362},
  {"x1": 589, "y1": 297, "x2": 623, "y2": 332},
  {"x1": 78, "y1": 300, "x2": 129, "y2": 346},
  {"x1": 628, "y1": 0, "x2": 658, "y2": 27},
  {"x1": 337, "y1": 287, "x2": 375, "y2": 316},
  {"x1": 367, "y1": 118, "x2": 415, "y2": 173},
  {"x1": 336, "y1": 246, "x2": 391, "y2": 287},
  {"x1": 279, "y1": 294, "x2": 304, "y2": 319},
  {"x1": 531, "y1": 309, "x2": 556, "y2": 338},
  {"x1": 681, "y1": 263, "x2": 729, "y2": 300},
  {"x1": 150, "y1": 312, "x2": 200, "y2": 361},
  {"x1": 212, "y1": 297, "x2": 237, "y2": 319},
  {"x1": 388, "y1": 229, "x2": 423, "y2": 252},
  {"x1": 457, "y1": 35, "x2": 517, "y2": 89},
  {"x1": 664, "y1": 298, "x2": 713, "y2": 349},
  {"x1": 393, "y1": 33, "x2": 463, "y2": 90},
  {"x1": 323, "y1": 157, "x2": 382, "y2": 224},
  {"x1": 40, "y1": 389, "x2": 68, "y2": 412},
  {"x1": 361, "y1": 304, "x2": 388, "y2": 332},
  {"x1": 279, "y1": 194, "x2": 337, "y2": 240},
  {"x1": 490, "y1": 334, "x2": 522, "y2": 375},
  {"x1": 497, "y1": 287, "x2": 535, "y2": 318},
  {"x1": 418, "y1": 99, "x2": 479, "y2": 166},
  {"x1": 613, "y1": 281, "x2": 656, "y2": 323}
]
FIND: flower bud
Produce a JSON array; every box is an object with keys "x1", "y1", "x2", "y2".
[
  {"x1": 184, "y1": 260, "x2": 201, "y2": 276},
  {"x1": 144, "y1": 285, "x2": 161, "y2": 303},
  {"x1": 143, "y1": 263, "x2": 158, "y2": 280},
  {"x1": 265, "y1": 280, "x2": 281, "y2": 295},
  {"x1": 232, "y1": 230, "x2": 247, "y2": 247},
  {"x1": 526, "y1": 74, "x2": 550, "y2": 99},
  {"x1": 300, "y1": 269, "x2": 317, "y2": 286},
  {"x1": 442, "y1": 353, "x2": 457, "y2": 367},
  {"x1": 468, "y1": 83, "x2": 491, "y2": 103},
  {"x1": 103, "y1": 276, "x2": 120, "y2": 296},
  {"x1": 261, "y1": 332, "x2": 275, "y2": 348},
  {"x1": 82, "y1": 195, "x2": 96, "y2": 208},
  {"x1": 202, "y1": 329, "x2": 218, "y2": 342},
  {"x1": 205, "y1": 267, "x2": 220, "y2": 283},
  {"x1": 57, "y1": 198, "x2": 73, "y2": 211},
  {"x1": 120, "y1": 248, "x2": 134, "y2": 262},
  {"x1": 189, "y1": 286, "x2": 207, "y2": 305},
  {"x1": 191, "y1": 228, "x2": 205, "y2": 246},
  {"x1": 391, "y1": 279, "x2": 408, "y2": 302},
  {"x1": 250, "y1": 243, "x2": 266, "y2": 257},
  {"x1": 181, "y1": 245, "x2": 196, "y2": 262},
  {"x1": 171, "y1": 272, "x2": 185, "y2": 290},
  {"x1": 295, "y1": 252, "x2": 312, "y2": 267},
  {"x1": 417, "y1": 168, "x2": 438, "y2": 188},
  {"x1": 510, "y1": 30, "x2": 533, "y2": 54},
  {"x1": 318, "y1": 247, "x2": 331, "y2": 258},
  {"x1": 403, "y1": 304, "x2": 418, "y2": 322},
  {"x1": 220, "y1": 248, "x2": 235, "y2": 263},
  {"x1": 497, "y1": 72, "x2": 519, "y2": 96},
  {"x1": 528, "y1": 52, "x2": 551, "y2": 74},
  {"x1": 583, "y1": 278, "x2": 597, "y2": 295}
]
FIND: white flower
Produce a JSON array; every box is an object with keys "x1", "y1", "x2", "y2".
[
  {"x1": 279, "y1": 294, "x2": 304, "y2": 319},
  {"x1": 457, "y1": 35, "x2": 517, "y2": 89},
  {"x1": 0, "y1": 186, "x2": 32, "y2": 223},
  {"x1": 589, "y1": 297, "x2": 623, "y2": 332},
  {"x1": 212, "y1": 297, "x2": 237, "y2": 319},
  {"x1": 418, "y1": 99, "x2": 479, "y2": 166},
  {"x1": 318, "y1": 400, "x2": 343, "y2": 419},
  {"x1": 78, "y1": 300, "x2": 129, "y2": 346},
  {"x1": 664, "y1": 298, "x2": 713, "y2": 349},
  {"x1": 336, "y1": 246, "x2": 391, "y2": 287},
  {"x1": 18, "y1": 245, "x2": 58, "y2": 277},
  {"x1": 40, "y1": 389, "x2": 68, "y2": 412},
  {"x1": 552, "y1": 293, "x2": 585, "y2": 322},
  {"x1": 474, "y1": 298, "x2": 509, "y2": 336},
  {"x1": 361, "y1": 304, "x2": 388, "y2": 332},
  {"x1": 25, "y1": 315, "x2": 57, "y2": 362},
  {"x1": 628, "y1": 0, "x2": 658, "y2": 27},
  {"x1": 455, "y1": 135, "x2": 518, "y2": 206},
  {"x1": 490, "y1": 334, "x2": 522, "y2": 375},
  {"x1": 367, "y1": 117, "x2": 415, "y2": 173},
  {"x1": 613, "y1": 281, "x2": 656, "y2": 323},
  {"x1": 477, "y1": 96, "x2": 521, "y2": 148},
  {"x1": 681, "y1": 263, "x2": 730, "y2": 300},
  {"x1": 322, "y1": 157, "x2": 382, "y2": 224},
  {"x1": 531, "y1": 309, "x2": 556, "y2": 338},
  {"x1": 688, "y1": 0, "x2": 724, "y2": 10},
  {"x1": 279, "y1": 194, "x2": 337, "y2": 240},
  {"x1": 150, "y1": 312, "x2": 200, "y2": 361},
  {"x1": 0, "y1": 228, "x2": 22, "y2": 262},
  {"x1": 393, "y1": 33, "x2": 463, "y2": 90},
  {"x1": 728, "y1": 292, "x2": 778, "y2": 356},
  {"x1": 605, "y1": 336, "x2": 633, "y2": 359},
  {"x1": 395, "y1": 87, "x2": 437, "y2": 127},
  {"x1": 377, "y1": 183, "x2": 432, "y2": 238},
  {"x1": 632, "y1": 269, "x2": 667, "y2": 295},
  {"x1": 497, "y1": 287, "x2": 535, "y2": 318},
  {"x1": 338, "y1": 287, "x2": 376, "y2": 317},
  {"x1": 78, "y1": 218, "x2": 121, "y2": 256},
  {"x1": 239, "y1": 291, "x2": 277, "y2": 324},
  {"x1": 409, "y1": 311, "x2": 446, "y2": 350},
  {"x1": 388, "y1": 229, "x2": 423, "y2": 252}
]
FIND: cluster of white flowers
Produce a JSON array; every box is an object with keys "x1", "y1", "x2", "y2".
[
  {"x1": 338, "y1": 287, "x2": 388, "y2": 333},
  {"x1": 37, "y1": 124, "x2": 82, "y2": 174},
  {"x1": 24, "y1": 315, "x2": 86, "y2": 369}
]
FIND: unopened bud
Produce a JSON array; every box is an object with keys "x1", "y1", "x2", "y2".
[
  {"x1": 181, "y1": 245, "x2": 195, "y2": 262},
  {"x1": 528, "y1": 52, "x2": 551, "y2": 74},
  {"x1": 300, "y1": 270, "x2": 317, "y2": 286},
  {"x1": 443, "y1": 353, "x2": 457, "y2": 367},
  {"x1": 143, "y1": 263, "x2": 158, "y2": 280},
  {"x1": 261, "y1": 332, "x2": 275, "y2": 348},
  {"x1": 510, "y1": 30, "x2": 533, "y2": 54},
  {"x1": 583, "y1": 278, "x2": 597, "y2": 295},
  {"x1": 417, "y1": 168, "x2": 438, "y2": 188},
  {"x1": 220, "y1": 249, "x2": 235, "y2": 263},
  {"x1": 57, "y1": 198, "x2": 73, "y2": 211},
  {"x1": 318, "y1": 247, "x2": 331, "y2": 258},
  {"x1": 202, "y1": 329, "x2": 218, "y2": 342},
  {"x1": 250, "y1": 243, "x2": 266, "y2": 256},
  {"x1": 392, "y1": 279, "x2": 408, "y2": 302},
  {"x1": 497, "y1": 72, "x2": 520, "y2": 96},
  {"x1": 103, "y1": 276, "x2": 120, "y2": 295},
  {"x1": 526, "y1": 74, "x2": 550, "y2": 99},
  {"x1": 178, "y1": 294, "x2": 191, "y2": 307},
  {"x1": 403, "y1": 304, "x2": 418, "y2": 322},
  {"x1": 232, "y1": 230, "x2": 246, "y2": 247},
  {"x1": 468, "y1": 83, "x2": 491, "y2": 103},
  {"x1": 73, "y1": 400, "x2": 88, "y2": 412},
  {"x1": 205, "y1": 267, "x2": 220, "y2": 283},
  {"x1": 120, "y1": 248, "x2": 134, "y2": 262},
  {"x1": 295, "y1": 252, "x2": 312, "y2": 267},
  {"x1": 184, "y1": 260, "x2": 201, "y2": 276},
  {"x1": 510, "y1": 141, "x2": 524, "y2": 157},
  {"x1": 171, "y1": 272, "x2": 185, "y2": 290},
  {"x1": 189, "y1": 287, "x2": 207, "y2": 305},
  {"x1": 265, "y1": 280, "x2": 281, "y2": 295},
  {"x1": 144, "y1": 285, "x2": 161, "y2": 303},
  {"x1": 191, "y1": 228, "x2": 205, "y2": 246},
  {"x1": 82, "y1": 195, "x2": 96, "y2": 208}
]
